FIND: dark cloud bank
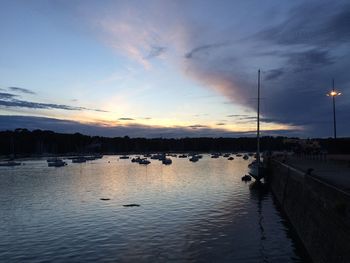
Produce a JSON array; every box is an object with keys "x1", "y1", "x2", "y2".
[
  {"x1": 8, "y1": 87, "x2": 36, "y2": 95},
  {"x1": 183, "y1": 1, "x2": 350, "y2": 137},
  {"x1": 0, "y1": 90, "x2": 107, "y2": 112},
  {"x1": 256, "y1": 2, "x2": 350, "y2": 137}
]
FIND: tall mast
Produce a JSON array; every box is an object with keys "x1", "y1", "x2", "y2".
[
  {"x1": 332, "y1": 78, "x2": 337, "y2": 139},
  {"x1": 256, "y1": 69, "x2": 260, "y2": 165},
  {"x1": 257, "y1": 69, "x2": 261, "y2": 166}
]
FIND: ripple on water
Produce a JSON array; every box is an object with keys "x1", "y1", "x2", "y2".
[{"x1": 0, "y1": 155, "x2": 308, "y2": 262}]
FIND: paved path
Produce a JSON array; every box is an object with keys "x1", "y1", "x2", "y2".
[{"x1": 283, "y1": 156, "x2": 350, "y2": 193}]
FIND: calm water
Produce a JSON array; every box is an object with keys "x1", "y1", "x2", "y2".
[{"x1": 0, "y1": 155, "x2": 309, "y2": 262}]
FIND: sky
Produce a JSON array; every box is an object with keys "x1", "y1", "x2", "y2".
[{"x1": 0, "y1": 0, "x2": 349, "y2": 138}]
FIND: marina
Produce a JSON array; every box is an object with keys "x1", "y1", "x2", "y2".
[
  {"x1": 0, "y1": 155, "x2": 309, "y2": 262},
  {"x1": 0, "y1": 1, "x2": 349, "y2": 262}
]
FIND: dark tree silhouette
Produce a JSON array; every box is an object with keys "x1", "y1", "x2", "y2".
[{"x1": 0, "y1": 129, "x2": 349, "y2": 157}]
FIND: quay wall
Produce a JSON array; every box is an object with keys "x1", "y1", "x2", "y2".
[{"x1": 268, "y1": 159, "x2": 350, "y2": 263}]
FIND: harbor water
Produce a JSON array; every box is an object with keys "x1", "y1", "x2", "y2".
[{"x1": 0, "y1": 155, "x2": 309, "y2": 262}]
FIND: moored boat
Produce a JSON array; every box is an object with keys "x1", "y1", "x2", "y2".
[
  {"x1": 72, "y1": 157, "x2": 87, "y2": 163},
  {"x1": 139, "y1": 159, "x2": 151, "y2": 165},
  {"x1": 0, "y1": 161, "x2": 21, "y2": 167},
  {"x1": 48, "y1": 159, "x2": 67, "y2": 167},
  {"x1": 131, "y1": 157, "x2": 142, "y2": 163},
  {"x1": 248, "y1": 70, "x2": 266, "y2": 181},
  {"x1": 162, "y1": 158, "x2": 172, "y2": 165},
  {"x1": 189, "y1": 156, "x2": 199, "y2": 162}
]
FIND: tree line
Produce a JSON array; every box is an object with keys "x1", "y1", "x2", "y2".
[{"x1": 0, "y1": 128, "x2": 349, "y2": 157}]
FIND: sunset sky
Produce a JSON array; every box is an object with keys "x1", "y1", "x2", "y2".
[{"x1": 0, "y1": 0, "x2": 349, "y2": 137}]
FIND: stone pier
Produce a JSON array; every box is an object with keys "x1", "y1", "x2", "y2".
[{"x1": 268, "y1": 156, "x2": 350, "y2": 263}]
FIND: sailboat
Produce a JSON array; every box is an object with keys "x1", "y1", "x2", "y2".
[{"x1": 249, "y1": 69, "x2": 266, "y2": 181}]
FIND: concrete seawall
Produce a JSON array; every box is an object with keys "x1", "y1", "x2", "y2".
[{"x1": 268, "y1": 159, "x2": 350, "y2": 263}]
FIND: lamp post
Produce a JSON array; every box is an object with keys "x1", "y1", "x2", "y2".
[{"x1": 326, "y1": 79, "x2": 342, "y2": 139}]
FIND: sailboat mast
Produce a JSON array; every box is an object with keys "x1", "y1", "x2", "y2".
[{"x1": 257, "y1": 69, "x2": 261, "y2": 165}]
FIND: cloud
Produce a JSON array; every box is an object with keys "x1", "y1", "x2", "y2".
[
  {"x1": 95, "y1": 2, "x2": 173, "y2": 69},
  {"x1": 257, "y1": 2, "x2": 350, "y2": 47},
  {"x1": 283, "y1": 49, "x2": 335, "y2": 73},
  {"x1": 0, "y1": 94, "x2": 107, "y2": 112},
  {"x1": 226, "y1": 114, "x2": 249, "y2": 118},
  {"x1": 118, "y1": 117, "x2": 134, "y2": 121},
  {"x1": 185, "y1": 42, "x2": 227, "y2": 59},
  {"x1": 0, "y1": 92, "x2": 18, "y2": 100},
  {"x1": 248, "y1": 2, "x2": 350, "y2": 137},
  {"x1": 265, "y1": 69, "x2": 284, "y2": 81},
  {"x1": 69, "y1": 1, "x2": 350, "y2": 136},
  {"x1": 188, "y1": 124, "x2": 208, "y2": 129},
  {"x1": 145, "y1": 46, "x2": 166, "y2": 59},
  {"x1": 178, "y1": 1, "x2": 350, "y2": 137},
  {"x1": 0, "y1": 115, "x2": 291, "y2": 138},
  {"x1": 194, "y1": 114, "x2": 209, "y2": 117},
  {"x1": 8, "y1": 87, "x2": 36, "y2": 95}
]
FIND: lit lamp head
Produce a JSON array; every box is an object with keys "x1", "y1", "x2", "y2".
[{"x1": 327, "y1": 90, "x2": 342, "y2": 97}]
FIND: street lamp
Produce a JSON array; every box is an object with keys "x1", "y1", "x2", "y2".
[{"x1": 326, "y1": 79, "x2": 342, "y2": 139}]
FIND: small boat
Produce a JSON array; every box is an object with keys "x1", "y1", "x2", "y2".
[
  {"x1": 241, "y1": 174, "x2": 252, "y2": 181},
  {"x1": 48, "y1": 159, "x2": 67, "y2": 167},
  {"x1": 189, "y1": 156, "x2": 199, "y2": 162},
  {"x1": 132, "y1": 157, "x2": 150, "y2": 164},
  {"x1": 85, "y1": 156, "x2": 98, "y2": 161},
  {"x1": 72, "y1": 157, "x2": 87, "y2": 163},
  {"x1": 248, "y1": 161, "x2": 266, "y2": 181},
  {"x1": 211, "y1": 154, "x2": 220, "y2": 158},
  {"x1": 131, "y1": 157, "x2": 141, "y2": 163},
  {"x1": 139, "y1": 159, "x2": 151, "y2": 165},
  {"x1": 162, "y1": 158, "x2": 172, "y2": 165},
  {"x1": 151, "y1": 154, "x2": 163, "y2": 160},
  {"x1": 123, "y1": 204, "x2": 140, "y2": 207},
  {"x1": 119, "y1": 155, "x2": 129, "y2": 159},
  {"x1": 0, "y1": 161, "x2": 21, "y2": 167}
]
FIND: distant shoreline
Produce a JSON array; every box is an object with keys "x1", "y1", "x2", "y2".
[{"x1": 1, "y1": 129, "x2": 350, "y2": 157}]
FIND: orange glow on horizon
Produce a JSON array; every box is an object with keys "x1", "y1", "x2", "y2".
[{"x1": 50, "y1": 113, "x2": 300, "y2": 136}]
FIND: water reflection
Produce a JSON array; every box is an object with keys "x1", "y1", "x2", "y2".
[
  {"x1": 0, "y1": 155, "x2": 308, "y2": 262},
  {"x1": 249, "y1": 181, "x2": 311, "y2": 263},
  {"x1": 250, "y1": 182, "x2": 271, "y2": 263}
]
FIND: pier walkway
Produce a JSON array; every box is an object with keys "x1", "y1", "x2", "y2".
[{"x1": 282, "y1": 155, "x2": 350, "y2": 194}]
